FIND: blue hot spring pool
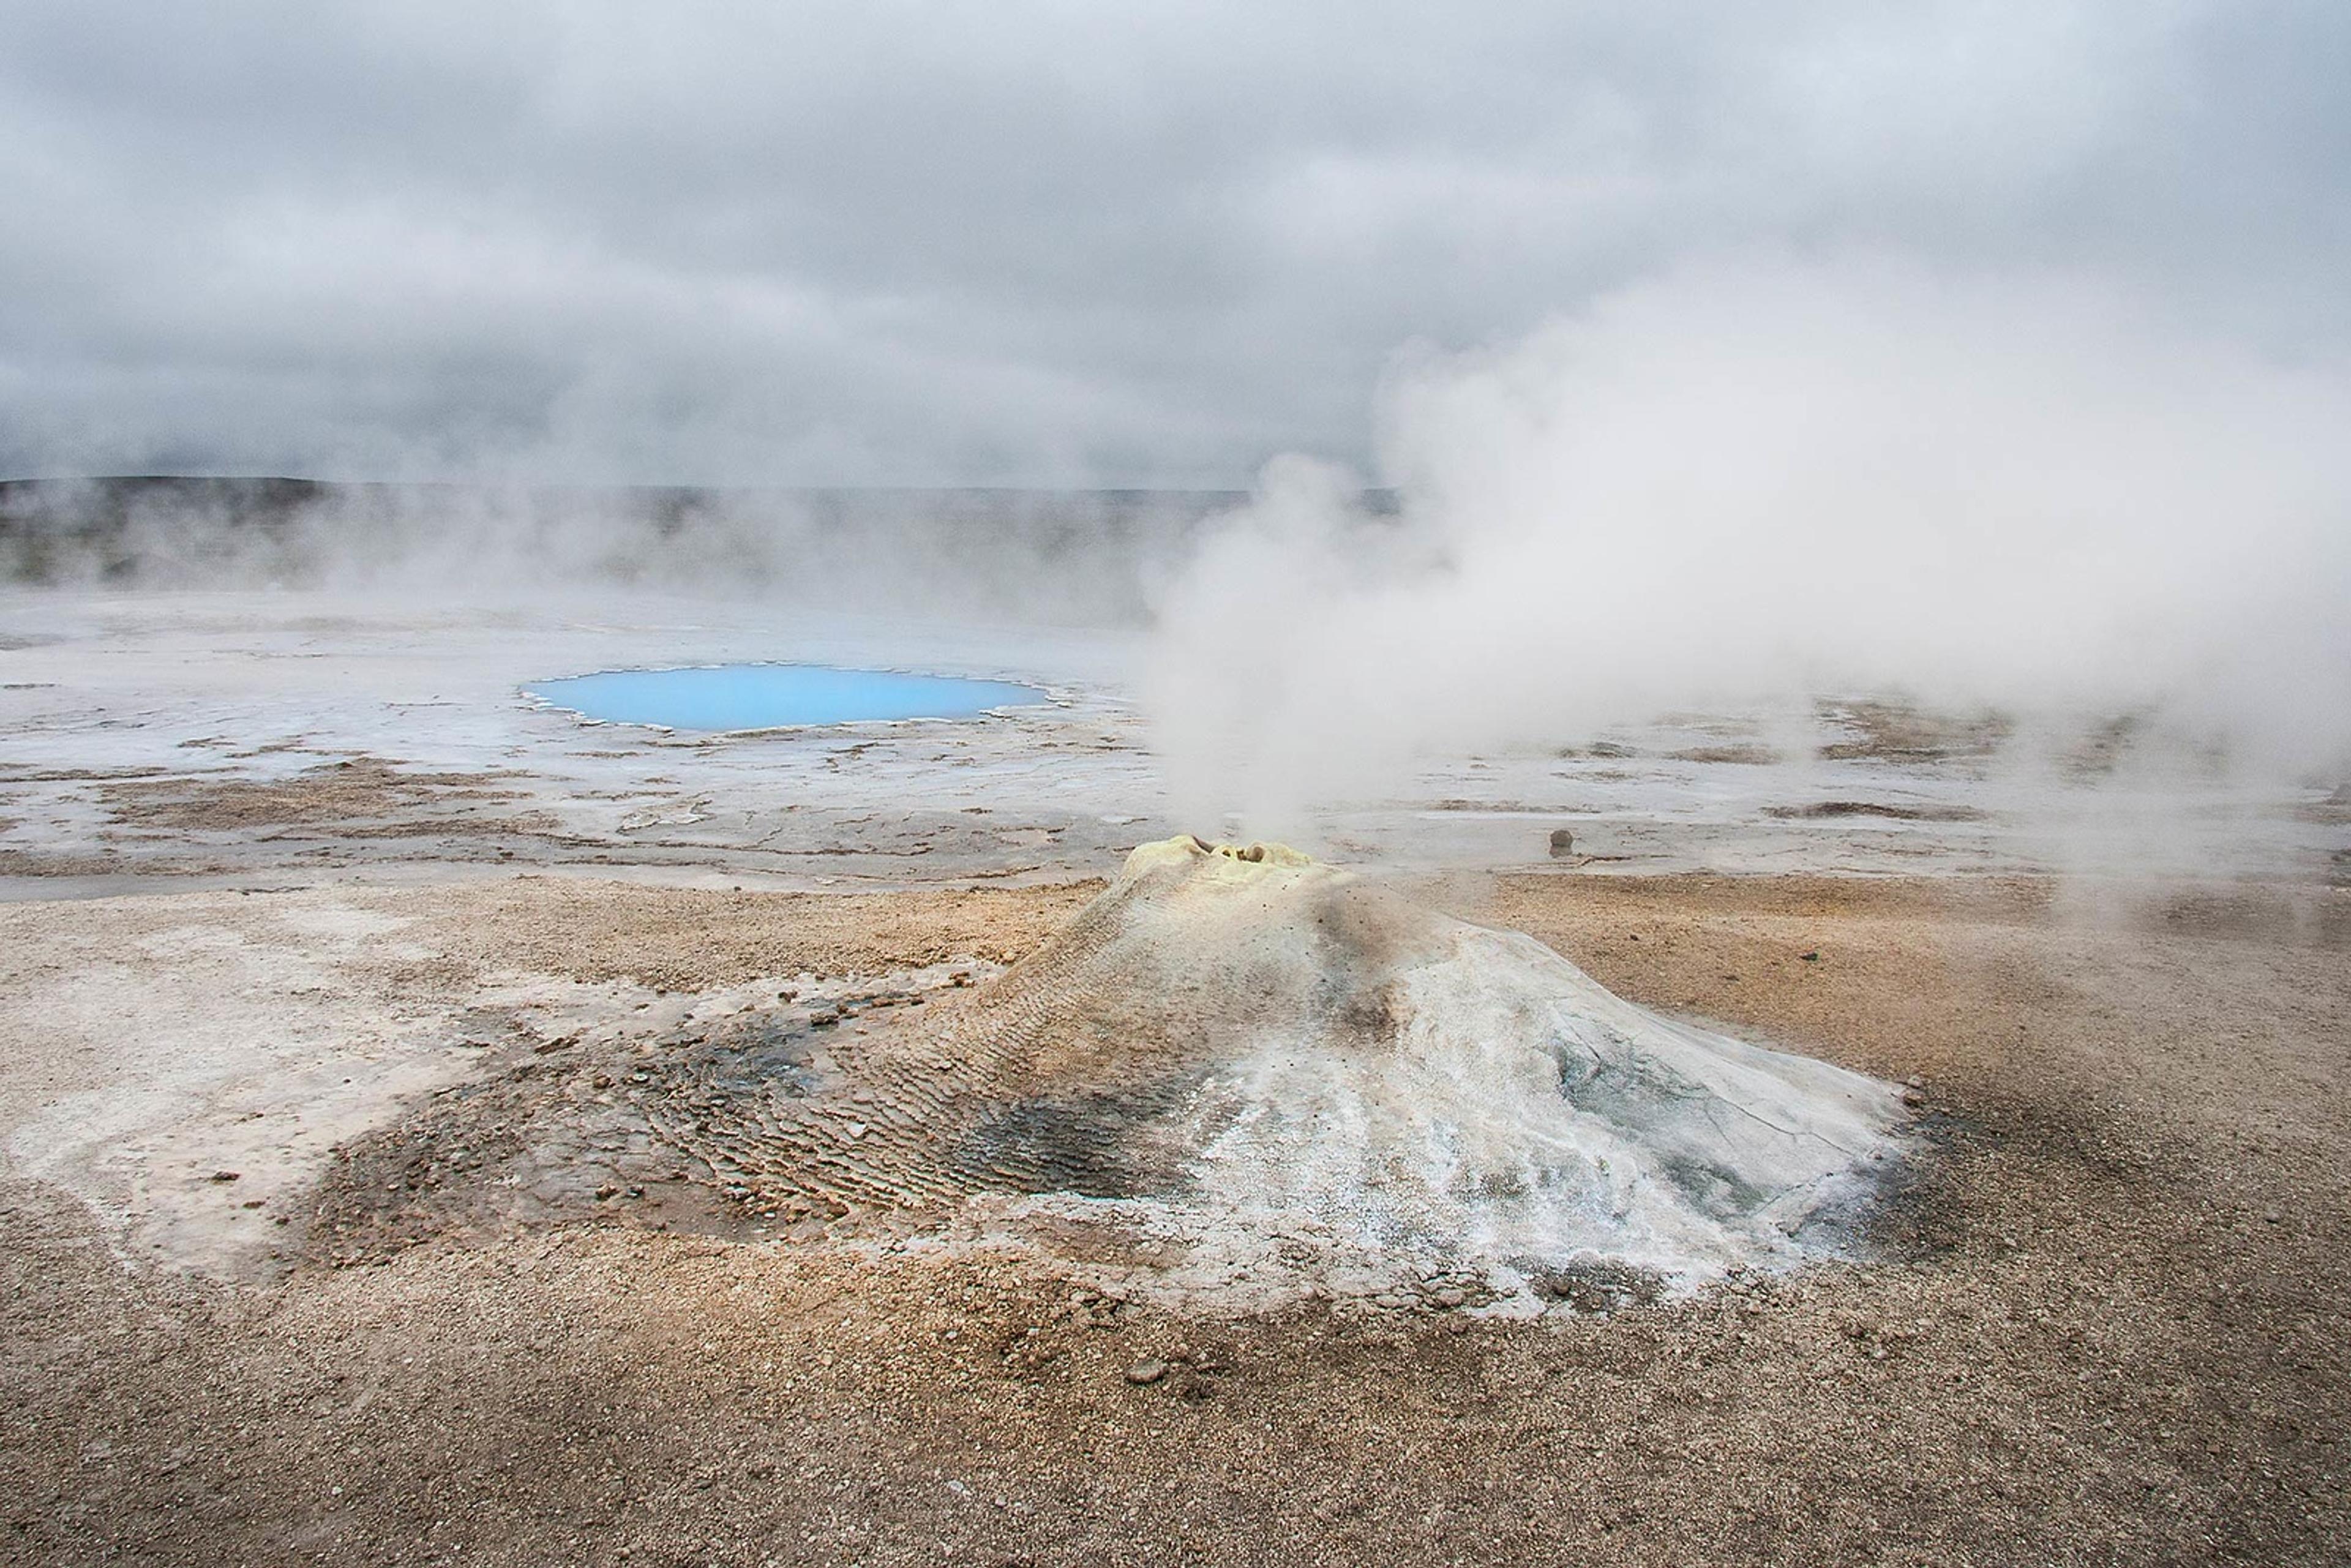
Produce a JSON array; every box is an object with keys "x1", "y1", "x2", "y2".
[{"x1": 525, "y1": 664, "x2": 1045, "y2": 732}]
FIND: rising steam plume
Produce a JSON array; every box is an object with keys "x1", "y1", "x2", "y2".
[{"x1": 1145, "y1": 255, "x2": 2351, "y2": 838}]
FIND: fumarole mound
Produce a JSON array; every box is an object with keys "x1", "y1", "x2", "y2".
[{"x1": 933, "y1": 837, "x2": 1912, "y2": 1313}]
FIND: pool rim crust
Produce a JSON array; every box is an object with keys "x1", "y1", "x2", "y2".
[{"x1": 520, "y1": 658, "x2": 1058, "y2": 735}]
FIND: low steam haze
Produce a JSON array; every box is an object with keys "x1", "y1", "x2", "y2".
[{"x1": 4, "y1": 1, "x2": 2348, "y2": 846}]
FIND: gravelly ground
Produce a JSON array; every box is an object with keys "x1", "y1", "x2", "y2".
[{"x1": 4, "y1": 871, "x2": 2347, "y2": 1566}]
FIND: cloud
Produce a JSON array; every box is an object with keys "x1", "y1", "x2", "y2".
[{"x1": 1, "y1": 1, "x2": 2345, "y2": 484}]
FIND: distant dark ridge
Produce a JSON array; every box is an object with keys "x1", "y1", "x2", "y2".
[{"x1": 0, "y1": 477, "x2": 1409, "y2": 623}]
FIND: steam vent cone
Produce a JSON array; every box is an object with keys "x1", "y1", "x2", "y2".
[{"x1": 908, "y1": 836, "x2": 1912, "y2": 1313}]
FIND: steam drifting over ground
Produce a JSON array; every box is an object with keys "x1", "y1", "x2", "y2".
[
  {"x1": 0, "y1": 479, "x2": 1239, "y2": 627},
  {"x1": 1148, "y1": 257, "x2": 2351, "y2": 849}
]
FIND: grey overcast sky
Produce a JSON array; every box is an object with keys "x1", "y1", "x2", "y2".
[{"x1": 1, "y1": 1, "x2": 2345, "y2": 487}]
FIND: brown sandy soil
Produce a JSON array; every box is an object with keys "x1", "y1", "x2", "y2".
[
  {"x1": 98, "y1": 759, "x2": 533, "y2": 831},
  {"x1": 430, "y1": 876, "x2": 1103, "y2": 991},
  {"x1": 4, "y1": 871, "x2": 2348, "y2": 1566},
  {"x1": 1668, "y1": 745, "x2": 1782, "y2": 766},
  {"x1": 1814, "y1": 697, "x2": 2014, "y2": 762},
  {"x1": 97, "y1": 757, "x2": 564, "y2": 844},
  {"x1": 1759, "y1": 801, "x2": 1988, "y2": 823},
  {"x1": 0, "y1": 759, "x2": 576, "y2": 881}
]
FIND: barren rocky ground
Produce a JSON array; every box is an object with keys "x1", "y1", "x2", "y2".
[{"x1": 5, "y1": 869, "x2": 2347, "y2": 1566}]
